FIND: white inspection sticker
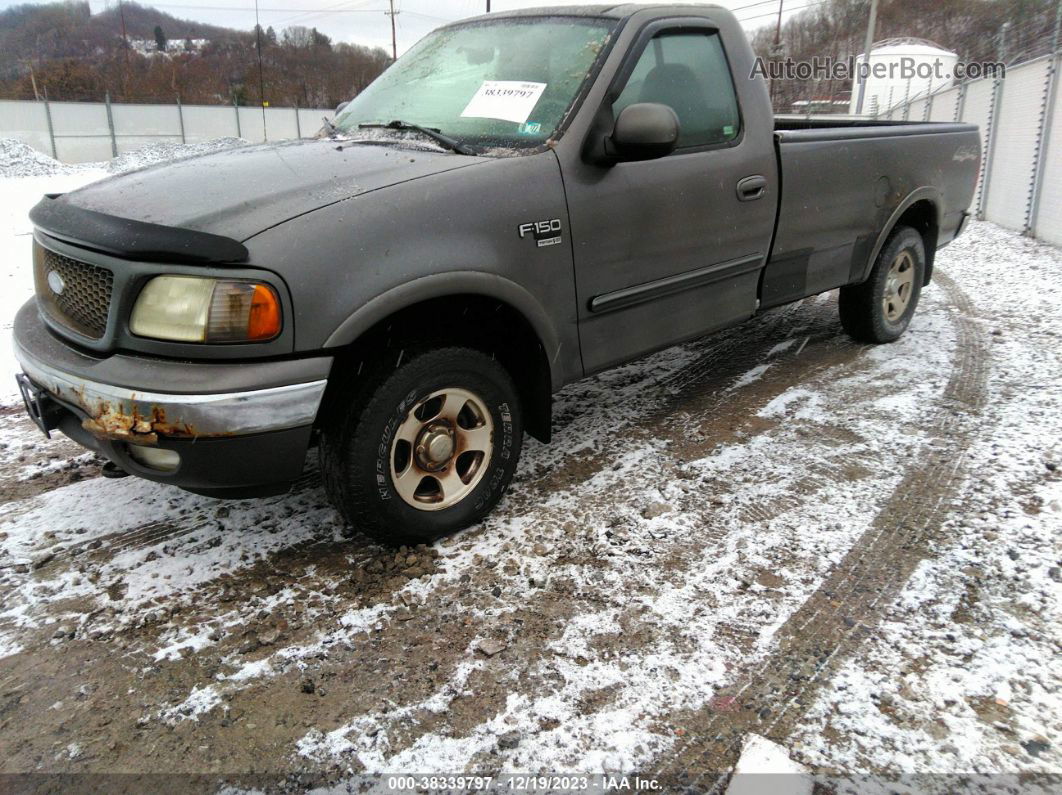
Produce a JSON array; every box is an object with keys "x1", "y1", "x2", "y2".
[{"x1": 460, "y1": 81, "x2": 547, "y2": 124}]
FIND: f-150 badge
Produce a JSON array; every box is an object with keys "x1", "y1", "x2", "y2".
[{"x1": 518, "y1": 219, "x2": 562, "y2": 248}]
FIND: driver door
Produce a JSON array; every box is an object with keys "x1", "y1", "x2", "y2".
[{"x1": 562, "y1": 24, "x2": 777, "y2": 373}]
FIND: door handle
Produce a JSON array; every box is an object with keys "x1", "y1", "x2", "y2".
[{"x1": 737, "y1": 175, "x2": 767, "y2": 201}]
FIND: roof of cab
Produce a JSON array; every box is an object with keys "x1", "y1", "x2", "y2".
[{"x1": 449, "y1": 4, "x2": 728, "y2": 22}]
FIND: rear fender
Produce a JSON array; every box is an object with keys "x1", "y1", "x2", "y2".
[{"x1": 861, "y1": 187, "x2": 941, "y2": 284}]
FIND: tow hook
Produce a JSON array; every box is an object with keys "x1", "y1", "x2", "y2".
[{"x1": 101, "y1": 461, "x2": 130, "y2": 479}]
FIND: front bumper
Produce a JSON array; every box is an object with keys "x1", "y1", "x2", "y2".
[{"x1": 13, "y1": 301, "x2": 333, "y2": 497}]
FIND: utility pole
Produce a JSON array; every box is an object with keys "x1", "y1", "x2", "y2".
[
  {"x1": 386, "y1": 0, "x2": 399, "y2": 61},
  {"x1": 769, "y1": 1, "x2": 784, "y2": 107},
  {"x1": 29, "y1": 65, "x2": 41, "y2": 102},
  {"x1": 854, "y1": 0, "x2": 880, "y2": 115},
  {"x1": 998, "y1": 21, "x2": 1011, "y2": 64},
  {"x1": 254, "y1": 0, "x2": 267, "y2": 139},
  {"x1": 117, "y1": 0, "x2": 129, "y2": 52},
  {"x1": 116, "y1": 0, "x2": 130, "y2": 97},
  {"x1": 487, "y1": 1, "x2": 491, "y2": 11}
]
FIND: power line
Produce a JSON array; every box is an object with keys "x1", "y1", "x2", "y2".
[
  {"x1": 146, "y1": 3, "x2": 391, "y2": 12},
  {"x1": 737, "y1": 0, "x2": 826, "y2": 24},
  {"x1": 730, "y1": 0, "x2": 793, "y2": 13},
  {"x1": 270, "y1": 0, "x2": 380, "y2": 31}
]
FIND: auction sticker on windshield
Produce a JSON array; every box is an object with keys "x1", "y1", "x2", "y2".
[{"x1": 461, "y1": 81, "x2": 547, "y2": 124}]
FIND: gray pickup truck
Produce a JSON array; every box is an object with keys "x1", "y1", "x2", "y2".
[{"x1": 14, "y1": 4, "x2": 980, "y2": 544}]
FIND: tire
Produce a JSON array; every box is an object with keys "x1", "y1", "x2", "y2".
[
  {"x1": 319, "y1": 346, "x2": 523, "y2": 546},
  {"x1": 839, "y1": 225, "x2": 925, "y2": 344}
]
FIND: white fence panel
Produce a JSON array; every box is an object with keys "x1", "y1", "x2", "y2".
[
  {"x1": 264, "y1": 106, "x2": 299, "y2": 140},
  {"x1": 0, "y1": 100, "x2": 53, "y2": 156},
  {"x1": 907, "y1": 97, "x2": 929, "y2": 121},
  {"x1": 180, "y1": 104, "x2": 241, "y2": 141},
  {"x1": 1034, "y1": 60, "x2": 1062, "y2": 245},
  {"x1": 928, "y1": 87, "x2": 960, "y2": 121},
  {"x1": 300, "y1": 108, "x2": 329, "y2": 137},
  {"x1": 110, "y1": 103, "x2": 184, "y2": 156},
  {"x1": 237, "y1": 106, "x2": 267, "y2": 143},
  {"x1": 960, "y1": 79, "x2": 996, "y2": 214},
  {"x1": 48, "y1": 102, "x2": 112, "y2": 162},
  {"x1": 984, "y1": 59, "x2": 1050, "y2": 231},
  {"x1": 111, "y1": 103, "x2": 181, "y2": 138}
]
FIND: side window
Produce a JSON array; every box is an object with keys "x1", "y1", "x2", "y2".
[{"x1": 613, "y1": 31, "x2": 741, "y2": 148}]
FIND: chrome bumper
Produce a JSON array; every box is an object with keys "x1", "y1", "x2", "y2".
[
  {"x1": 17, "y1": 352, "x2": 327, "y2": 442},
  {"x1": 16, "y1": 354, "x2": 324, "y2": 439},
  {"x1": 13, "y1": 306, "x2": 327, "y2": 445}
]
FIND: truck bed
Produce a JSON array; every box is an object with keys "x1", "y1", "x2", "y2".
[{"x1": 761, "y1": 118, "x2": 981, "y2": 309}]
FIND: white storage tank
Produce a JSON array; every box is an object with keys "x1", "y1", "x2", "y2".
[{"x1": 849, "y1": 38, "x2": 958, "y2": 116}]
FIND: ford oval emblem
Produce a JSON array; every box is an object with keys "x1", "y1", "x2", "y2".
[{"x1": 47, "y1": 270, "x2": 65, "y2": 296}]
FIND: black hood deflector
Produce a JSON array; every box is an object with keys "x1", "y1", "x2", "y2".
[{"x1": 30, "y1": 195, "x2": 249, "y2": 264}]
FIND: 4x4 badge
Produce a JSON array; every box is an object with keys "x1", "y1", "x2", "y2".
[{"x1": 518, "y1": 219, "x2": 562, "y2": 248}]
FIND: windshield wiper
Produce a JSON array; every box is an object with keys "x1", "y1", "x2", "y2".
[
  {"x1": 322, "y1": 116, "x2": 340, "y2": 139},
  {"x1": 358, "y1": 120, "x2": 475, "y2": 155}
]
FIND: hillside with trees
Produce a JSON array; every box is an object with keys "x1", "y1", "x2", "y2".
[
  {"x1": 0, "y1": 1, "x2": 391, "y2": 108},
  {"x1": 753, "y1": 0, "x2": 1060, "y2": 112}
]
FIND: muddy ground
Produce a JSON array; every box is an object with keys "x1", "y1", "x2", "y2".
[{"x1": 0, "y1": 221, "x2": 1059, "y2": 793}]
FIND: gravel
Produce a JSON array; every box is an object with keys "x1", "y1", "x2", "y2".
[{"x1": 0, "y1": 138, "x2": 74, "y2": 178}]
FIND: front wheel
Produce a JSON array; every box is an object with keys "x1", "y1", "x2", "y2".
[
  {"x1": 839, "y1": 225, "x2": 925, "y2": 343},
  {"x1": 319, "y1": 346, "x2": 523, "y2": 545}
]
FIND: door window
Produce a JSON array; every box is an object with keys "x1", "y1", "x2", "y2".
[{"x1": 613, "y1": 31, "x2": 741, "y2": 148}]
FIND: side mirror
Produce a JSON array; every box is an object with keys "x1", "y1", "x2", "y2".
[
  {"x1": 605, "y1": 103, "x2": 679, "y2": 162},
  {"x1": 335, "y1": 101, "x2": 349, "y2": 115}
]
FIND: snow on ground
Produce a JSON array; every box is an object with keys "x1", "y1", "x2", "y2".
[
  {"x1": 0, "y1": 141, "x2": 1058, "y2": 782},
  {"x1": 788, "y1": 224, "x2": 1062, "y2": 779}
]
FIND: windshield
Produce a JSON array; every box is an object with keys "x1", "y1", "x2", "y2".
[{"x1": 333, "y1": 16, "x2": 615, "y2": 153}]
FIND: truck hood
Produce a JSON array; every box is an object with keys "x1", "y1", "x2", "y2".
[{"x1": 60, "y1": 138, "x2": 488, "y2": 243}]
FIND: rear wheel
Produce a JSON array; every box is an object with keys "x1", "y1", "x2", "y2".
[
  {"x1": 839, "y1": 225, "x2": 925, "y2": 343},
  {"x1": 320, "y1": 346, "x2": 523, "y2": 545}
]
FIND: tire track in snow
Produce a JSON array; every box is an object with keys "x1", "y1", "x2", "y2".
[{"x1": 655, "y1": 271, "x2": 990, "y2": 788}]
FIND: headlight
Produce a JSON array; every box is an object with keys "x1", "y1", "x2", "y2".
[{"x1": 130, "y1": 276, "x2": 282, "y2": 343}]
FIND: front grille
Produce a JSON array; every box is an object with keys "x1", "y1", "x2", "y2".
[{"x1": 33, "y1": 243, "x2": 114, "y2": 339}]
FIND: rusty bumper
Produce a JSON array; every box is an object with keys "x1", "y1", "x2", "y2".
[
  {"x1": 16, "y1": 351, "x2": 326, "y2": 447},
  {"x1": 13, "y1": 300, "x2": 332, "y2": 497},
  {"x1": 13, "y1": 300, "x2": 329, "y2": 446},
  {"x1": 17, "y1": 355, "x2": 326, "y2": 445}
]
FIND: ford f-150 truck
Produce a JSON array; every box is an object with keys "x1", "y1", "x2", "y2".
[{"x1": 14, "y1": 4, "x2": 980, "y2": 544}]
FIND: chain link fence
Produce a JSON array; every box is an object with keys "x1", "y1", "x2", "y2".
[
  {"x1": 874, "y1": 45, "x2": 1062, "y2": 246},
  {"x1": 0, "y1": 96, "x2": 333, "y2": 164}
]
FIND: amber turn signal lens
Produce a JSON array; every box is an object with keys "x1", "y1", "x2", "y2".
[{"x1": 247, "y1": 283, "x2": 282, "y2": 341}]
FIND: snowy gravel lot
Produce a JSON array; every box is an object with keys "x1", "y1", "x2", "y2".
[{"x1": 0, "y1": 143, "x2": 1059, "y2": 790}]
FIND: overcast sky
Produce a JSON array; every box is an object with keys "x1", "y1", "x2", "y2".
[{"x1": 0, "y1": 1, "x2": 816, "y2": 55}]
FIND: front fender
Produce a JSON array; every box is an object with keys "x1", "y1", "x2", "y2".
[
  {"x1": 243, "y1": 151, "x2": 582, "y2": 391},
  {"x1": 323, "y1": 270, "x2": 566, "y2": 389}
]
